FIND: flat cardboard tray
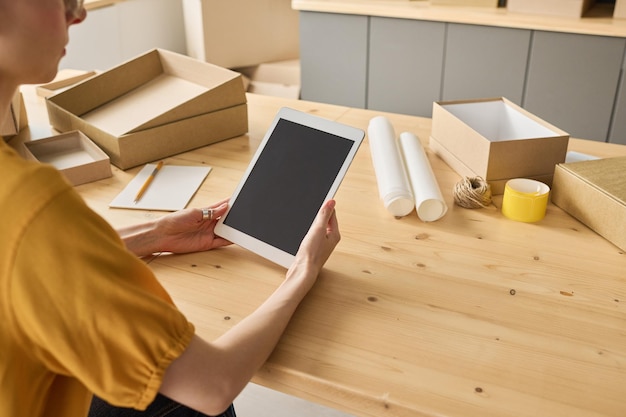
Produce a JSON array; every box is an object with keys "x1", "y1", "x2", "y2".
[{"x1": 23, "y1": 131, "x2": 112, "y2": 186}]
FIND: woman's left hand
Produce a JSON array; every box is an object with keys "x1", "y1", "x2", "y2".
[
  {"x1": 156, "y1": 198, "x2": 232, "y2": 254},
  {"x1": 120, "y1": 198, "x2": 231, "y2": 257}
]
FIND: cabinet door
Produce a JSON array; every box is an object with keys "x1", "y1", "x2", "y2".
[
  {"x1": 368, "y1": 17, "x2": 445, "y2": 117},
  {"x1": 524, "y1": 31, "x2": 625, "y2": 142},
  {"x1": 299, "y1": 11, "x2": 368, "y2": 108},
  {"x1": 608, "y1": 50, "x2": 626, "y2": 145},
  {"x1": 442, "y1": 23, "x2": 530, "y2": 105}
]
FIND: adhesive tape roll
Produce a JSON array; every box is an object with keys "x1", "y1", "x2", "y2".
[{"x1": 501, "y1": 178, "x2": 550, "y2": 223}]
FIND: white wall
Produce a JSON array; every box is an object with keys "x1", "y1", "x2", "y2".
[{"x1": 61, "y1": 0, "x2": 187, "y2": 71}]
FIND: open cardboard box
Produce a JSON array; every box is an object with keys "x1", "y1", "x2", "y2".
[
  {"x1": 236, "y1": 59, "x2": 301, "y2": 99},
  {"x1": 431, "y1": 0, "x2": 499, "y2": 7},
  {"x1": 0, "y1": 91, "x2": 28, "y2": 138},
  {"x1": 616, "y1": 0, "x2": 626, "y2": 18},
  {"x1": 552, "y1": 156, "x2": 626, "y2": 251},
  {"x1": 46, "y1": 49, "x2": 248, "y2": 170},
  {"x1": 429, "y1": 97, "x2": 569, "y2": 195},
  {"x1": 23, "y1": 131, "x2": 112, "y2": 186},
  {"x1": 506, "y1": 0, "x2": 596, "y2": 17},
  {"x1": 183, "y1": 0, "x2": 299, "y2": 69},
  {"x1": 36, "y1": 70, "x2": 97, "y2": 98}
]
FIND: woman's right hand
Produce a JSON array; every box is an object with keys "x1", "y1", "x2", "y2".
[{"x1": 287, "y1": 200, "x2": 341, "y2": 287}]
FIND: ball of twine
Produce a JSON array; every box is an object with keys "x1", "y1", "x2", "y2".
[{"x1": 453, "y1": 176, "x2": 492, "y2": 209}]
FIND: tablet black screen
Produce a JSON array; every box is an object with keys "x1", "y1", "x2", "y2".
[{"x1": 223, "y1": 118, "x2": 354, "y2": 255}]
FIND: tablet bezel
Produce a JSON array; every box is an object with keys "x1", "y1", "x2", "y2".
[{"x1": 214, "y1": 107, "x2": 364, "y2": 268}]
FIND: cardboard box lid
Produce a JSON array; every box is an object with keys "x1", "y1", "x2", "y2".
[
  {"x1": 556, "y1": 156, "x2": 626, "y2": 205},
  {"x1": 46, "y1": 49, "x2": 246, "y2": 136}
]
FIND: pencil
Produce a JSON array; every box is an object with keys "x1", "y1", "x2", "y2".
[{"x1": 134, "y1": 161, "x2": 163, "y2": 203}]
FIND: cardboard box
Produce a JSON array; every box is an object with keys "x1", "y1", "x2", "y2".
[
  {"x1": 429, "y1": 97, "x2": 569, "y2": 195},
  {"x1": 431, "y1": 0, "x2": 499, "y2": 7},
  {"x1": 507, "y1": 0, "x2": 596, "y2": 17},
  {"x1": 36, "y1": 70, "x2": 97, "y2": 98},
  {"x1": 183, "y1": 0, "x2": 299, "y2": 69},
  {"x1": 46, "y1": 49, "x2": 248, "y2": 170},
  {"x1": 22, "y1": 131, "x2": 112, "y2": 186},
  {"x1": 552, "y1": 157, "x2": 626, "y2": 251},
  {"x1": 615, "y1": 0, "x2": 626, "y2": 19},
  {"x1": 0, "y1": 91, "x2": 28, "y2": 138},
  {"x1": 236, "y1": 59, "x2": 301, "y2": 99}
]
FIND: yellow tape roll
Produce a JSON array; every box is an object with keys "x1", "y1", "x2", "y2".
[{"x1": 501, "y1": 178, "x2": 550, "y2": 223}]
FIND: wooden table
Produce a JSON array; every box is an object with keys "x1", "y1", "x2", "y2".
[{"x1": 16, "y1": 89, "x2": 626, "y2": 417}]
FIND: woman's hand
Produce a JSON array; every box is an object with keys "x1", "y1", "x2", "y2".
[
  {"x1": 119, "y1": 198, "x2": 232, "y2": 257},
  {"x1": 287, "y1": 200, "x2": 341, "y2": 290}
]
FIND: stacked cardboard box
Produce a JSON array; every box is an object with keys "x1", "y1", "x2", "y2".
[{"x1": 46, "y1": 49, "x2": 248, "y2": 170}]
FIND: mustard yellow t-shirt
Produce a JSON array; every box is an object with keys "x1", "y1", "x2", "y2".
[{"x1": 0, "y1": 139, "x2": 195, "y2": 417}]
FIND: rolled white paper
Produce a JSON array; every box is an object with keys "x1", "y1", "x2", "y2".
[
  {"x1": 368, "y1": 116, "x2": 415, "y2": 217},
  {"x1": 398, "y1": 132, "x2": 448, "y2": 222}
]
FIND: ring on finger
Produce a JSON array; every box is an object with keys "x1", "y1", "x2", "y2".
[{"x1": 201, "y1": 208, "x2": 213, "y2": 221}]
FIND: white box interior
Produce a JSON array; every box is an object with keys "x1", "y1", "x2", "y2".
[{"x1": 442, "y1": 100, "x2": 561, "y2": 141}]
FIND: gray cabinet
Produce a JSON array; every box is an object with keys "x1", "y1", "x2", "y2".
[
  {"x1": 442, "y1": 24, "x2": 530, "y2": 105},
  {"x1": 298, "y1": 11, "x2": 626, "y2": 143},
  {"x1": 300, "y1": 12, "x2": 368, "y2": 108},
  {"x1": 368, "y1": 17, "x2": 445, "y2": 116},
  {"x1": 524, "y1": 31, "x2": 625, "y2": 143}
]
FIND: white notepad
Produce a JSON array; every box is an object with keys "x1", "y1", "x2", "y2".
[{"x1": 110, "y1": 164, "x2": 211, "y2": 211}]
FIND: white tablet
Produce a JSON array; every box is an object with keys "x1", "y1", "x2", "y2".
[{"x1": 215, "y1": 107, "x2": 364, "y2": 268}]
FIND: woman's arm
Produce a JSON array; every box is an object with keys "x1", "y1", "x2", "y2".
[{"x1": 159, "y1": 199, "x2": 341, "y2": 415}]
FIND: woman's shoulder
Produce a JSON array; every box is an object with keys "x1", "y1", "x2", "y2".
[{"x1": 1, "y1": 141, "x2": 74, "y2": 214}]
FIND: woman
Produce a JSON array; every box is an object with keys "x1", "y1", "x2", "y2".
[{"x1": 0, "y1": 1, "x2": 341, "y2": 416}]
